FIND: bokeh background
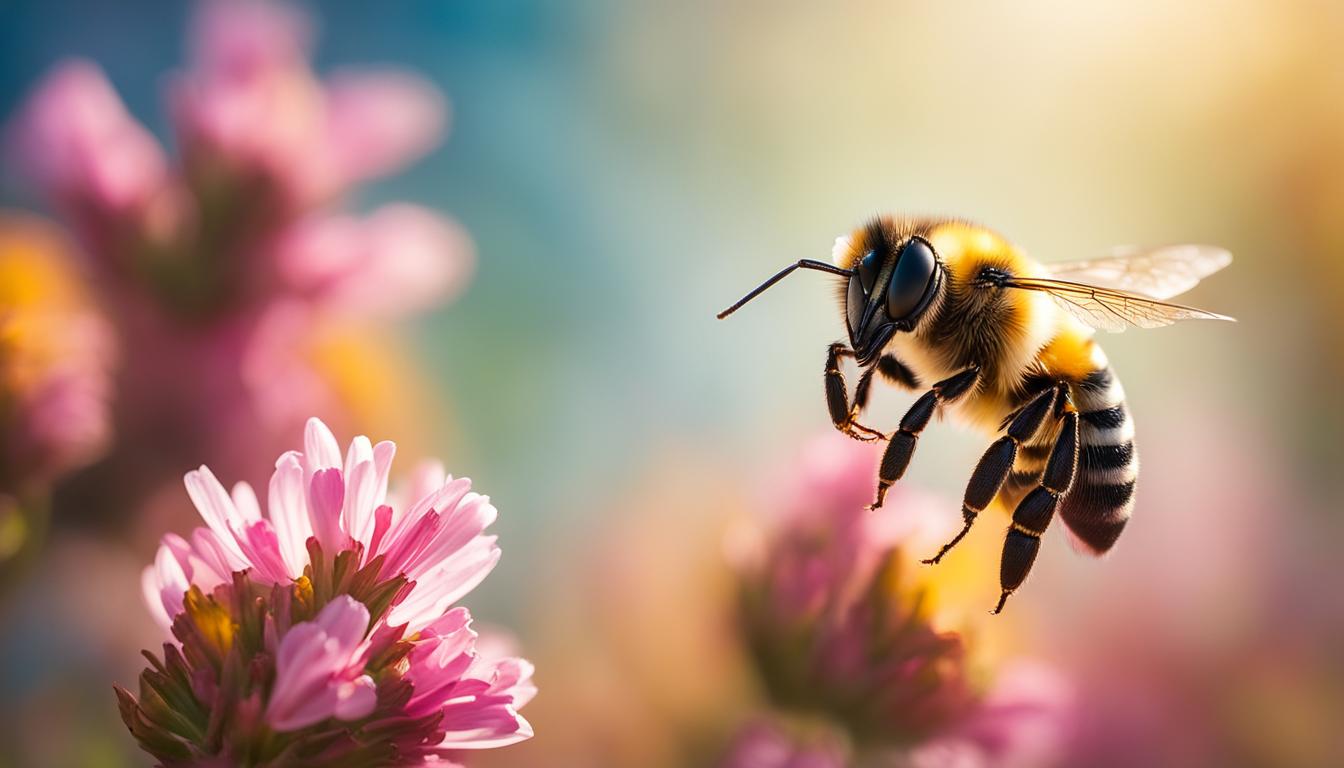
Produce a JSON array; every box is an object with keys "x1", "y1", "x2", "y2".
[{"x1": 2, "y1": 1, "x2": 1343, "y2": 766}]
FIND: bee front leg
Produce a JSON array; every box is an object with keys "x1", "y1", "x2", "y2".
[
  {"x1": 868, "y1": 366, "x2": 981, "y2": 510},
  {"x1": 825, "y1": 343, "x2": 885, "y2": 442}
]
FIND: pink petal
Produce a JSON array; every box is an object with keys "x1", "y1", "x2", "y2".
[
  {"x1": 311, "y1": 594, "x2": 371, "y2": 650},
  {"x1": 274, "y1": 206, "x2": 472, "y2": 317},
  {"x1": 378, "y1": 477, "x2": 473, "y2": 566},
  {"x1": 238, "y1": 520, "x2": 290, "y2": 584},
  {"x1": 183, "y1": 466, "x2": 249, "y2": 565},
  {"x1": 268, "y1": 451, "x2": 312, "y2": 576},
  {"x1": 161, "y1": 532, "x2": 195, "y2": 581},
  {"x1": 141, "y1": 565, "x2": 173, "y2": 630},
  {"x1": 266, "y1": 596, "x2": 374, "y2": 731},
  {"x1": 307, "y1": 468, "x2": 347, "y2": 555},
  {"x1": 332, "y1": 675, "x2": 377, "y2": 720},
  {"x1": 142, "y1": 544, "x2": 190, "y2": 630},
  {"x1": 190, "y1": 0, "x2": 310, "y2": 79},
  {"x1": 395, "y1": 495, "x2": 497, "y2": 580},
  {"x1": 342, "y1": 434, "x2": 374, "y2": 479},
  {"x1": 230, "y1": 481, "x2": 262, "y2": 523},
  {"x1": 303, "y1": 417, "x2": 342, "y2": 478},
  {"x1": 371, "y1": 441, "x2": 396, "y2": 511},
  {"x1": 323, "y1": 70, "x2": 446, "y2": 182},
  {"x1": 187, "y1": 527, "x2": 240, "y2": 586},
  {"x1": 438, "y1": 704, "x2": 533, "y2": 750},
  {"x1": 366, "y1": 504, "x2": 394, "y2": 565},
  {"x1": 7, "y1": 60, "x2": 168, "y2": 216},
  {"x1": 341, "y1": 436, "x2": 378, "y2": 545},
  {"x1": 387, "y1": 540, "x2": 500, "y2": 632}
]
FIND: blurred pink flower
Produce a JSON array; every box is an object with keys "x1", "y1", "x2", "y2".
[
  {"x1": 909, "y1": 661, "x2": 1074, "y2": 768},
  {"x1": 6, "y1": 0, "x2": 457, "y2": 310},
  {"x1": 6, "y1": 62, "x2": 169, "y2": 227},
  {"x1": 173, "y1": 0, "x2": 445, "y2": 210},
  {"x1": 120, "y1": 417, "x2": 533, "y2": 763},
  {"x1": 0, "y1": 214, "x2": 115, "y2": 492},
  {"x1": 275, "y1": 204, "x2": 474, "y2": 317},
  {"x1": 732, "y1": 433, "x2": 1075, "y2": 764},
  {"x1": 719, "y1": 719, "x2": 847, "y2": 768},
  {"x1": 3, "y1": 0, "x2": 469, "y2": 528}
]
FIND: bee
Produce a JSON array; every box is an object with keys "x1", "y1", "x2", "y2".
[{"x1": 717, "y1": 216, "x2": 1233, "y2": 613}]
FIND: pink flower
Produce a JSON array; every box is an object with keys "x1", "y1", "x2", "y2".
[
  {"x1": 909, "y1": 661, "x2": 1075, "y2": 768},
  {"x1": 120, "y1": 417, "x2": 534, "y2": 763},
  {"x1": 142, "y1": 418, "x2": 500, "y2": 633},
  {"x1": 719, "y1": 720, "x2": 848, "y2": 768},
  {"x1": 5, "y1": 1, "x2": 468, "y2": 500},
  {"x1": 732, "y1": 433, "x2": 1075, "y2": 763},
  {"x1": 5, "y1": 61, "x2": 168, "y2": 223},
  {"x1": 173, "y1": 0, "x2": 445, "y2": 210},
  {"x1": 0, "y1": 214, "x2": 115, "y2": 491}
]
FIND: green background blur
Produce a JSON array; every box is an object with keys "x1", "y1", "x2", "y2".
[{"x1": 3, "y1": 1, "x2": 1343, "y2": 765}]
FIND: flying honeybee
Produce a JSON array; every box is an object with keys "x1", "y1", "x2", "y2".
[{"x1": 717, "y1": 216, "x2": 1233, "y2": 613}]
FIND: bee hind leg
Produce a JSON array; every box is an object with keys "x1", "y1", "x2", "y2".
[
  {"x1": 825, "y1": 343, "x2": 884, "y2": 442},
  {"x1": 923, "y1": 383, "x2": 1062, "y2": 565},
  {"x1": 993, "y1": 407, "x2": 1079, "y2": 615},
  {"x1": 867, "y1": 366, "x2": 981, "y2": 510}
]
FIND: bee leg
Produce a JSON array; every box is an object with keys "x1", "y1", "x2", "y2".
[
  {"x1": 849, "y1": 354, "x2": 921, "y2": 426},
  {"x1": 923, "y1": 384, "x2": 1062, "y2": 565},
  {"x1": 993, "y1": 408, "x2": 1079, "y2": 614},
  {"x1": 825, "y1": 343, "x2": 885, "y2": 442},
  {"x1": 868, "y1": 366, "x2": 981, "y2": 510},
  {"x1": 875, "y1": 355, "x2": 920, "y2": 391}
]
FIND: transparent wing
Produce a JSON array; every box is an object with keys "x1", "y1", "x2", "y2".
[
  {"x1": 1044, "y1": 244, "x2": 1231, "y2": 300},
  {"x1": 1003, "y1": 276, "x2": 1235, "y2": 333}
]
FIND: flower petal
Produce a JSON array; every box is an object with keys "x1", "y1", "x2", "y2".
[
  {"x1": 268, "y1": 450, "x2": 312, "y2": 576},
  {"x1": 303, "y1": 417, "x2": 342, "y2": 477},
  {"x1": 230, "y1": 481, "x2": 263, "y2": 524},
  {"x1": 183, "y1": 466, "x2": 249, "y2": 564},
  {"x1": 323, "y1": 71, "x2": 445, "y2": 183},
  {"x1": 266, "y1": 596, "x2": 373, "y2": 732},
  {"x1": 307, "y1": 467, "x2": 347, "y2": 554}
]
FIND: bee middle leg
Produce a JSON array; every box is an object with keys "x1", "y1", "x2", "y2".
[
  {"x1": 867, "y1": 366, "x2": 981, "y2": 510},
  {"x1": 824, "y1": 342, "x2": 885, "y2": 442},
  {"x1": 922, "y1": 383, "x2": 1064, "y2": 565}
]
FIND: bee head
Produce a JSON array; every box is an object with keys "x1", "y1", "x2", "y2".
[{"x1": 845, "y1": 234, "x2": 942, "y2": 365}]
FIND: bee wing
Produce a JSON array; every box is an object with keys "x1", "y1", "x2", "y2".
[
  {"x1": 1044, "y1": 244, "x2": 1231, "y2": 300},
  {"x1": 1003, "y1": 276, "x2": 1236, "y2": 333}
]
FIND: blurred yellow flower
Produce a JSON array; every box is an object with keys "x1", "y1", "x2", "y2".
[{"x1": 0, "y1": 213, "x2": 114, "y2": 492}]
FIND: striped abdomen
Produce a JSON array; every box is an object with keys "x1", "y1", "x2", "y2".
[
  {"x1": 1058, "y1": 365, "x2": 1137, "y2": 554},
  {"x1": 999, "y1": 362, "x2": 1137, "y2": 554}
]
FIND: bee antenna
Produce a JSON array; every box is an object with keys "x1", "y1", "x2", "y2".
[{"x1": 716, "y1": 259, "x2": 853, "y2": 319}]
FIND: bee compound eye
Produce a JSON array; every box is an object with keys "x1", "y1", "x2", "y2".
[
  {"x1": 846, "y1": 273, "x2": 867, "y2": 334},
  {"x1": 858, "y1": 250, "x2": 881, "y2": 293},
  {"x1": 887, "y1": 238, "x2": 937, "y2": 321}
]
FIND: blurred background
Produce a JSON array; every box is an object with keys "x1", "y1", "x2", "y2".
[{"x1": 2, "y1": 1, "x2": 1342, "y2": 766}]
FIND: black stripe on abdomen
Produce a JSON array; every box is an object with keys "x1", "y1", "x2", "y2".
[
  {"x1": 1084, "y1": 442, "x2": 1134, "y2": 471},
  {"x1": 1081, "y1": 406, "x2": 1126, "y2": 430},
  {"x1": 1060, "y1": 365, "x2": 1137, "y2": 555}
]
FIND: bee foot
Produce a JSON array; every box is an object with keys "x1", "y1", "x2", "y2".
[{"x1": 990, "y1": 591, "x2": 1011, "y2": 615}]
